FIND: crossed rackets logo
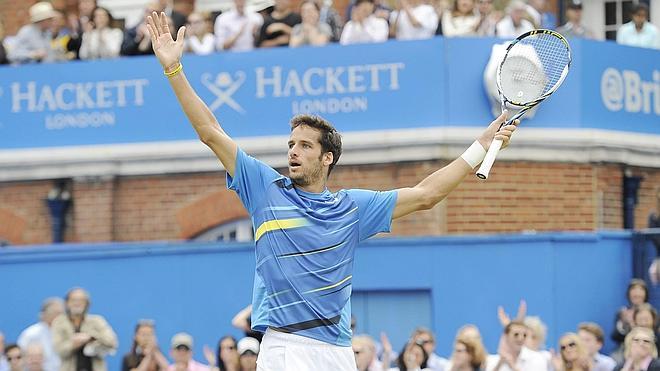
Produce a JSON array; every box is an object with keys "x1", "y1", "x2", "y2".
[{"x1": 201, "y1": 72, "x2": 246, "y2": 114}]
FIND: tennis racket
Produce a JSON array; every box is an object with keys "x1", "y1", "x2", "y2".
[{"x1": 476, "y1": 29, "x2": 572, "y2": 180}]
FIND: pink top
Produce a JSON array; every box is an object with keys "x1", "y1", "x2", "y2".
[{"x1": 167, "y1": 360, "x2": 210, "y2": 371}]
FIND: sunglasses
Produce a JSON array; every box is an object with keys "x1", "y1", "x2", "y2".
[{"x1": 560, "y1": 342, "x2": 577, "y2": 351}]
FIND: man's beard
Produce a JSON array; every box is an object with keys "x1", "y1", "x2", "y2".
[{"x1": 290, "y1": 160, "x2": 324, "y2": 187}]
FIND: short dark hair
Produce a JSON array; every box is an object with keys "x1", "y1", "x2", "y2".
[
  {"x1": 5, "y1": 343, "x2": 20, "y2": 356},
  {"x1": 290, "y1": 114, "x2": 342, "y2": 176},
  {"x1": 355, "y1": 0, "x2": 375, "y2": 6},
  {"x1": 632, "y1": 3, "x2": 649, "y2": 15},
  {"x1": 578, "y1": 322, "x2": 605, "y2": 343}
]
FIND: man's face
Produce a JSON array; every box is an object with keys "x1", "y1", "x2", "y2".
[
  {"x1": 234, "y1": 0, "x2": 246, "y2": 11},
  {"x1": 239, "y1": 352, "x2": 257, "y2": 371},
  {"x1": 43, "y1": 302, "x2": 64, "y2": 325},
  {"x1": 288, "y1": 126, "x2": 329, "y2": 187},
  {"x1": 25, "y1": 345, "x2": 44, "y2": 371},
  {"x1": 66, "y1": 289, "x2": 88, "y2": 316},
  {"x1": 578, "y1": 330, "x2": 600, "y2": 356},
  {"x1": 506, "y1": 324, "x2": 527, "y2": 352},
  {"x1": 632, "y1": 10, "x2": 648, "y2": 28},
  {"x1": 566, "y1": 8, "x2": 581, "y2": 23},
  {"x1": 6, "y1": 347, "x2": 23, "y2": 371},
  {"x1": 171, "y1": 345, "x2": 192, "y2": 364}
]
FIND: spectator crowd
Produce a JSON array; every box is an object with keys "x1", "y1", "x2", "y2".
[
  {"x1": 0, "y1": 0, "x2": 657, "y2": 68},
  {"x1": 2, "y1": 279, "x2": 660, "y2": 371}
]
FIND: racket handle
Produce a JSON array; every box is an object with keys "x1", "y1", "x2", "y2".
[{"x1": 476, "y1": 138, "x2": 503, "y2": 180}]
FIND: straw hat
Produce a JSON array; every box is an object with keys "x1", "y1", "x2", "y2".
[{"x1": 30, "y1": 2, "x2": 58, "y2": 23}]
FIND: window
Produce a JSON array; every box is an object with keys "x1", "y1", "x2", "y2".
[
  {"x1": 604, "y1": 0, "x2": 639, "y2": 40},
  {"x1": 192, "y1": 219, "x2": 254, "y2": 242}
]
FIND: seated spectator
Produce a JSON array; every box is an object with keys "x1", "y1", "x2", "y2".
[
  {"x1": 168, "y1": 333, "x2": 209, "y2": 371},
  {"x1": 8, "y1": 2, "x2": 58, "y2": 64},
  {"x1": 389, "y1": 0, "x2": 438, "y2": 40},
  {"x1": 121, "y1": 320, "x2": 169, "y2": 371},
  {"x1": 80, "y1": 7, "x2": 123, "y2": 60},
  {"x1": 66, "y1": 0, "x2": 97, "y2": 59},
  {"x1": 616, "y1": 3, "x2": 659, "y2": 49},
  {"x1": 447, "y1": 335, "x2": 487, "y2": 371},
  {"x1": 346, "y1": 0, "x2": 392, "y2": 26},
  {"x1": 614, "y1": 327, "x2": 660, "y2": 371},
  {"x1": 312, "y1": 0, "x2": 343, "y2": 41},
  {"x1": 578, "y1": 322, "x2": 617, "y2": 371},
  {"x1": 339, "y1": 0, "x2": 389, "y2": 45},
  {"x1": 612, "y1": 279, "x2": 649, "y2": 359},
  {"x1": 495, "y1": 0, "x2": 533, "y2": 39},
  {"x1": 214, "y1": 0, "x2": 263, "y2": 52},
  {"x1": 51, "y1": 287, "x2": 118, "y2": 371},
  {"x1": 5, "y1": 344, "x2": 22, "y2": 371},
  {"x1": 24, "y1": 343, "x2": 45, "y2": 371},
  {"x1": 236, "y1": 338, "x2": 258, "y2": 371},
  {"x1": 213, "y1": 336, "x2": 239, "y2": 371},
  {"x1": 389, "y1": 341, "x2": 429, "y2": 371},
  {"x1": 17, "y1": 298, "x2": 64, "y2": 371},
  {"x1": 486, "y1": 320, "x2": 548, "y2": 371},
  {"x1": 289, "y1": 1, "x2": 332, "y2": 47},
  {"x1": 475, "y1": 0, "x2": 501, "y2": 36},
  {"x1": 0, "y1": 19, "x2": 7, "y2": 65},
  {"x1": 256, "y1": 0, "x2": 302, "y2": 47},
  {"x1": 352, "y1": 335, "x2": 380, "y2": 371},
  {"x1": 525, "y1": 0, "x2": 556, "y2": 29},
  {"x1": 551, "y1": 333, "x2": 590, "y2": 371},
  {"x1": 557, "y1": 1, "x2": 595, "y2": 39},
  {"x1": 411, "y1": 327, "x2": 447, "y2": 371},
  {"x1": 122, "y1": 2, "x2": 166, "y2": 56},
  {"x1": 185, "y1": 12, "x2": 215, "y2": 55},
  {"x1": 441, "y1": 0, "x2": 479, "y2": 37}
]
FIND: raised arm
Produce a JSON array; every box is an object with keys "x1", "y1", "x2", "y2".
[
  {"x1": 147, "y1": 12, "x2": 238, "y2": 176},
  {"x1": 392, "y1": 112, "x2": 517, "y2": 219}
]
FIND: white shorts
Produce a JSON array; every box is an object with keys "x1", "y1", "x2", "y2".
[{"x1": 256, "y1": 328, "x2": 356, "y2": 371}]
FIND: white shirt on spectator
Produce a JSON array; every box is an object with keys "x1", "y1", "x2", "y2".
[
  {"x1": 426, "y1": 353, "x2": 449, "y2": 371},
  {"x1": 214, "y1": 9, "x2": 263, "y2": 52},
  {"x1": 593, "y1": 353, "x2": 617, "y2": 371},
  {"x1": 485, "y1": 347, "x2": 548, "y2": 371},
  {"x1": 18, "y1": 321, "x2": 61, "y2": 371},
  {"x1": 79, "y1": 28, "x2": 124, "y2": 59},
  {"x1": 186, "y1": 34, "x2": 216, "y2": 55},
  {"x1": 495, "y1": 16, "x2": 534, "y2": 39},
  {"x1": 441, "y1": 12, "x2": 480, "y2": 37},
  {"x1": 340, "y1": 15, "x2": 389, "y2": 45},
  {"x1": 390, "y1": 4, "x2": 438, "y2": 40}
]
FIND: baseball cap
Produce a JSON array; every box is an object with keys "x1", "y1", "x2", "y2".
[
  {"x1": 171, "y1": 333, "x2": 193, "y2": 349},
  {"x1": 237, "y1": 337, "x2": 260, "y2": 356}
]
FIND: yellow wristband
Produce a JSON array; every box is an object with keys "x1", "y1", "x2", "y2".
[{"x1": 164, "y1": 63, "x2": 183, "y2": 77}]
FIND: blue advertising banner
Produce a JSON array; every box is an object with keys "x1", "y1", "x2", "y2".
[{"x1": 0, "y1": 37, "x2": 658, "y2": 150}]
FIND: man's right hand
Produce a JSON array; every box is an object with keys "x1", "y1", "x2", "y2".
[
  {"x1": 72, "y1": 333, "x2": 92, "y2": 348},
  {"x1": 147, "y1": 12, "x2": 186, "y2": 71}
]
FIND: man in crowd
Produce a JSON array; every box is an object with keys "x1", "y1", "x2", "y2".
[
  {"x1": 8, "y1": 2, "x2": 58, "y2": 64},
  {"x1": 577, "y1": 322, "x2": 616, "y2": 371},
  {"x1": 18, "y1": 298, "x2": 65, "y2": 371},
  {"x1": 214, "y1": 0, "x2": 263, "y2": 52},
  {"x1": 487, "y1": 320, "x2": 548, "y2": 371},
  {"x1": 616, "y1": 3, "x2": 659, "y2": 49},
  {"x1": 557, "y1": 1, "x2": 595, "y2": 39}
]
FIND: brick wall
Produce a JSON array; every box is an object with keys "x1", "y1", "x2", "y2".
[{"x1": 1, "y1": 161, "x2": 658, "y2": 246}]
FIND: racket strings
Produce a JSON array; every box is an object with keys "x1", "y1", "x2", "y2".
[{"x1": 501, "y1": 33, "x2": 571, "y2": 104}]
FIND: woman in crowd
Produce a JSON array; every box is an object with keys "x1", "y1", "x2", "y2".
[
  {"x1": 215, "y1": 336, "x2": 239, "y2": 371},
  {"x1": 442, "y1": 0, "x2": 479, "y2": 36},
  {"x1": 389, "y1": 341, "x2": 430, "y2": 371},
  {"x1": 614, "y1": 327, "x2": 660, "y2": 371},
  {"x1": 448, "y1": 336, "x2": 487, "y2": 371},
  {"x1": 185, "y1": 12, "x2": 215, "y2": 55},
  {"x1": 289, "y1": 1, "x2": 331, "y2": 47},
  {"x1": 551, "y1": 333, "x2": 591, "y2": 371},
  {"x1": 79, "y1": 6, "x2": 123, "y2": 59},
  {"x1": 121, "y1": 320, "x2": 169, "y2": 371},
  {"x1": 612, "y1": 279, "x2": 650, "y2": 361}
]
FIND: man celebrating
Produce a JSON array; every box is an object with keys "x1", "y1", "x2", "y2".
[{"x1": 146, "y1": 12, "x2": 517, "y2": 370}]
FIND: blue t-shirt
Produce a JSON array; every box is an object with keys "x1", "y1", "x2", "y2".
[{"x1": 227, "y1": 148, "x2": 397, "y2": 346}]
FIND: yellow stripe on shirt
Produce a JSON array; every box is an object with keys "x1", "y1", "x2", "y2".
[
  {"x1": 254, "y1": 218, "x2": 309, "y2": 241},
  {"x1": 304, "y1": 275, "x2": 353, "y2": 294}
]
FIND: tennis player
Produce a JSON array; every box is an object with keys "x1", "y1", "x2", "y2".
[{"x1": 147, "y1": 12, "x2": 517, "y2": 371}]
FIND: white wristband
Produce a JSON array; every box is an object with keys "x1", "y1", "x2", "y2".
[{"x1": 461, "y1": 140, "x2": 487, "y2": 169}]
